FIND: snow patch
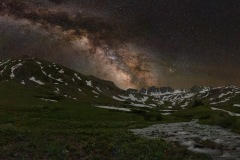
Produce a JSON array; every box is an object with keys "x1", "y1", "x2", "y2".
[
  {"x1": 40, "y1": 98, "x2": 58, "y2": 102},
  {"x1": 139, "y1": 96, "x2": 149, "y2": 103},
  {"x1": 74, "y1": 73, "x2": 82, "y2": 80},
  {"x1": 86, "y1": 80, "x2": 92, "y2": 87},
  {"x1": 211, "y1": 107, "x2": 240, "y2": 117},
  {"x1": 10, "y1": 63, "x2": 23, "y2": 79},
  {"x1": 219, "y1": 92, "x2": 232, "y2": 99},
  {"x1": 161, "y1": 113, "x2": 172, "y2": 115},
  {"x1": 40, "y1": 66, "x2": 47, "y2": 75},
  {"x1": 0, "y1": 59, "x2": 10, "y2": 67},
  {"x1": 130, "y1": 102, "x2": 152, "y2": 108},
  {"x1": 29, "y1": 77, "x2": 45, "y2": 85},
  {"x1": 181, "y1": 102, "x2": 189, "y2": 108},
  {"x1": 54, "y1": 88, "x2": 60, "y2": 94},
  {"x1": 21, "y1": 80, "x2": 25, "y2": 85},
  {"x1": 92, "y1": 90, "x2": 100, "y2": 95},
  {"x1": 233, "y1": 104, "x2": 240, "y2": 108},
  {"x1": 36, "y1": 61, "x2": 41, "y2": 65},
  {"x1": 182, "y1": 93, "x2": 195, "y2": 99},
  {"x1": 119, "y1": 94, "x2": 147, "y2": 103},
  {"x1": 59, "y1": 69, "x2": 64, "y2": 74},
  {"x1": 0, "y1": 66, "x2": 7, "y2": 74},
  {"x1": 112, "y1": 96, "x2": 126, "y2": 101},
  {"x1": 199, "y1": 89, "x2": 208, "y2": 94},
  {"x1": 48, "y1": 74, "x2": 63, "y2": 82},
  {"x1": 96, "y1": 87, "x2": 102, "y2": 92},
  {"x1": 95, "y1": 106, "x2": 131, "y2": 112},
  {"x1": 159, "y1": 109, "x2": 177, "y2": 112},
  {"x1": 200, "y1": 92, "x2": 209, "y2": 99},
  {"x1": 210, "y1": 98, "x2": 230, "y2": 105}
]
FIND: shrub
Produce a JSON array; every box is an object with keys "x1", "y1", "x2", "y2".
[
  {"x1": 199, "y1": 114, "x2": 211, "y2": 120},
  {"x1": 143, "y1": 113, "x2": 162, "y2": 121},
  {"x1": 192, "y1": 100, "x2": 203, "y2": 107},
  {"x1": 131, "y1": 109, "x2": 146, "y2": 115}
]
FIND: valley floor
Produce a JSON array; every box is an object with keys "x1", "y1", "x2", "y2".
[{"x1": 0, "y1": 101, "x2": 210, "y2": 160}]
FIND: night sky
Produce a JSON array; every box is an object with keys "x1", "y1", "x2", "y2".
[{"x1": 0, "y1": 0, "x2": 240, "y2": 89}]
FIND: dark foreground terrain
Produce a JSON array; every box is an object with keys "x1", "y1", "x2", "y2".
[
  {"x1": 0, "y1": 83, "x2": 210, "y2": 160},
  {"x1": 0, "y1": 57, "x2": 240, "y2": 159}
]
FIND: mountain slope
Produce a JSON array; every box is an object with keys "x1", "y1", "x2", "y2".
[
  {"x1": 0, "y1": 56, "x2": 123, "y2": 103},
  {"x1": 134, "y1": 85, "x2": 240, "y2": 116},
  {"x1": 0, "y1": 56, "x2": 157, "y2": 109},
  {"x1": 1, "y1": 56, "x2": 240, "y2": 116}
]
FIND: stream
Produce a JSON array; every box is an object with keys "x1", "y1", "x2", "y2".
[{"x1": 131, "y1": 120, "x2": 240, "y2": 160}]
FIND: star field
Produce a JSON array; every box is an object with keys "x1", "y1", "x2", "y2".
[{"x1": 0, "y1": 0, "x2": 239, "y2": 89}]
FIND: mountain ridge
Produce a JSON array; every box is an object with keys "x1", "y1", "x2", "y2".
[{"x1": 1, "y1": 56, "x2": 240, "y2": 116}]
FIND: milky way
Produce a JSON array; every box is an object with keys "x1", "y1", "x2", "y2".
[{"x1": 0, "y1": 0, "x2": 240, "y2": 89}]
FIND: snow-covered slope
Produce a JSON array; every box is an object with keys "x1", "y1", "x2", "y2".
[
  {"x1": 142, "y1": 85, "x2": 240, "y2": 107},
  {"x1": 127, "y1": 85, "x2": 240, "y2": 115}
]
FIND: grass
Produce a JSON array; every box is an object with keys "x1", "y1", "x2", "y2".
[
  {"x1": 2, "y1": 81, "x2": 240, "y2": 159},
  {"x1": 0, "y1": 82, "x2": 210, "y2": 159},
  {"x1": 0, "y1": 103, "x2": 210, "y2": 160},
  {"x1": 171, "y1": 105, "x2": 240, "y2": 133}
]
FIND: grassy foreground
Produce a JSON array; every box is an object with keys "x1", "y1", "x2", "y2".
[
  {"x1": 4, "y1": 82, "x2": 240, "y2": 159},
  {"x1": 0, "y1": 100, "x2": 210, "y2": 159}
]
